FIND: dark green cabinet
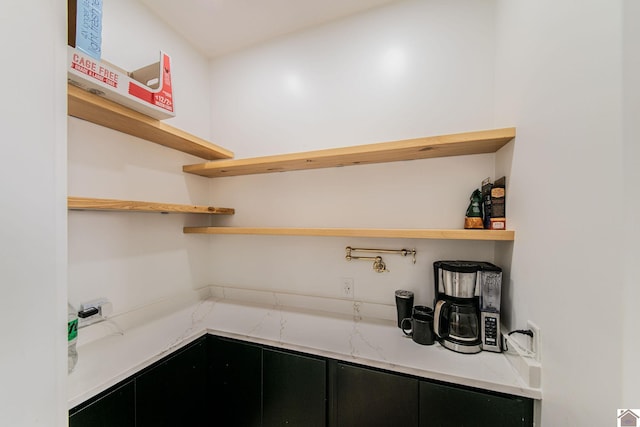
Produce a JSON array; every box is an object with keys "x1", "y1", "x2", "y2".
[
  {"x1": 69, "y1": 380, "x2": 135, "y2": 427},
  {"x1": 207, "y1": 336, "x2": 263, "y2": 427},
  {"x1": 136, "y1": 338, "x2": 207, "y2": 427},
  {"x1": 329, "y1": 362, "x2": 419, "y2": 427},
  {"x1": 419, "y1": 381, "x2": 534, "y2": 427},
  {"x1": 263, "y1": 349, "x2": 326, "y2": 427}
]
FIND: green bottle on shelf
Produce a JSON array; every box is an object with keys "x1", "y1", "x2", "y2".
[
  {"x1": 464, "y1": 189, "x2": 484, "y2": 229},
  {"x1": 68, "y1": 303, "x2": 78, "y2": 374}
]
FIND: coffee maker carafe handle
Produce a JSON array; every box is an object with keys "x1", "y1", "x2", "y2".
[{"x1": 433, "y1": 300, "x2": 451, "y2": 339}]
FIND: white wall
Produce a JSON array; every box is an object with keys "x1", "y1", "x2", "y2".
[
  {"x1": 494, "y1": 0, "x2": 625, "y2": 425},
  {"x1": 206, "y1": 0, "x2": 501, "y2": 309},
  {"x1": 207, "y1": 0, "x2": 632, "y2": 425},
  {"x1": 207, "y1": 155, "x2": 498, "y2": 308},
  {"x1": 67, "y1": 0, "x2": 214, "y2": 316},
  {"x1": 0, "y1": 1, "x2": 67, "y2": 425},
  {"x1": 209, "y1": 0, "x2": 497, "y2": 158},
  {"x1": 622, "y1": 0, "x2": 640, "y2": 409}
]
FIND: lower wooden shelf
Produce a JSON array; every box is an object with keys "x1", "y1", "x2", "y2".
[
  {"x1": 182, "y1": 227, "x2": 515, "y2": 241},
  {"x1": 68, "y1": 197, "x2": 235, "y2": 215}
]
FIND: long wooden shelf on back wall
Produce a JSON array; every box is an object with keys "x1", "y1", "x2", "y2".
[
  {"x1": 181, "y1": 127, "x2": 516, "y2": 241},
  {"x1": 182, "y1": 127, "x2": 515, "y2": 177},
  {"x1": 67, "y1": 84, "x2": 234, "y2": 160},
  {"x1": 68, "y1": 197, "x2": 235, "y2": 215},
  {"x1": 182, "y1": 227, "x2": 515, "y2": 241}
]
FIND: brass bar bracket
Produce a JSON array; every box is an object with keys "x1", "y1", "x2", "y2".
[{"x1": 345, "y1": 247, "x2": 417, "y2": 273}]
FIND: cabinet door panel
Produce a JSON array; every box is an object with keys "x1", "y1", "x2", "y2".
[
  {"x1": 419, "y1": 381, "x2": 533, "y2": 427},
  {"x1": 69, "y1": 380, "x2": 135, "y2": 427},
  {"x1": 263, "y1": 349, "x2": 326, "y2": 427},
  {"x1": 207, "y1": 336, "x2": 263, "y2": 427},
  {"x1": 332, "y1": 362, "x2": 419, "y2": 427},
  {"x1": 136, "y1": 339, "x2": 208, "y2": 427}
]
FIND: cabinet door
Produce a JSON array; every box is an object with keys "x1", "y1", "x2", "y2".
[
  {"x1": 330, "y1": 362, "x2": 419, "y2": 427},
  {"x1": 262, "y1": 349, "x2": 326, "y2": 427},
  {"x1": 207, "y1": 336, "x2": 263, "y2": 427},
  {"x1": 419, "y1": 381, "x2": 533, "y2": 427},
  {"x1": 69, "y1": 380, "x2": 135, "y2": 427},
  {"x1": 136, "y1": 338, "x2": 208, "y2": 427}
]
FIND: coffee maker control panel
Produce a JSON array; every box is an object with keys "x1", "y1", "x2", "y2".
[
  {"x1": 480, "y1": 269, "x2": 502, "y2": 352},
  {"x1": 481, "y1": 312, "x2": 501, "y2": 352}
]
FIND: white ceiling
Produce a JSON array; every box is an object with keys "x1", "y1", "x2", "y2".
[{"x1": 138, "y1": 0, "x2": 403, "y2": 58}]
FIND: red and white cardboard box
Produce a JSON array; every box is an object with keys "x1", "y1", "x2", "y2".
[{"x1": 67, "y1": 46, "x2": 175, "y2": 120}]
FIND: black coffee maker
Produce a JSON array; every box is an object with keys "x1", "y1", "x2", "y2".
[{"x1": 433, "y1": 261, "x2": 502, "y2": 354}]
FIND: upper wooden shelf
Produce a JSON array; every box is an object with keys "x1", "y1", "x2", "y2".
[
  {"x1": 67, "y1": 84, "x2": 234, "y2": 160},
  {"x1": 182, "y1": 127, "x2": 515, "y2": 178},
  {"x1": 68, "y1": 197, "x2": 235, "y2": 215},
  {"x1": 182, "y1": 227, "x2": 515, "y2": 241}
]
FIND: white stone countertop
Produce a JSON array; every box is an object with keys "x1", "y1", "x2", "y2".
[{"x1": 68, "y1": 296, "x2": 542, "y2": 409}]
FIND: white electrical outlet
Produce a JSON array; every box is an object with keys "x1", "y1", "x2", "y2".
[
  {"x1": 78, "y1": 298, "x2": 112, "y2": 327},
  {"x1": 341, "y1": 277, "x2": 354, "y2": 299},
  {"x1": 527, "y1": 320, "x2": 541, "y2": 361},
  {"x1": 80, "y1": 298, "x2": 109, "y2": 314}
]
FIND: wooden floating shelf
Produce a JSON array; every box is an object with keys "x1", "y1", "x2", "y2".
[
  {"x1": 182, "y1": 227, "x2": 515, "y2": 241},
  {"x1": 67, "y1": 84, "x2": 234, "y2": 160},
  {"x1": 182, "y1": 127, "x2": 515, "y2": 178},
  {"x1": 68, "y1": 197, "x2": 235, "y2": 215}
]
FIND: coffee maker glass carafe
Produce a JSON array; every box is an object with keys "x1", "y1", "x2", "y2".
[
  {"x1": 434, "y1": 297, "x2": 482, "y2": 353},
  {"x1": 447, "y1": 302, "x2": 479, "y2": 342}
]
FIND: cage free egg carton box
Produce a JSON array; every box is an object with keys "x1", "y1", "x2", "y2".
[
  {"x1": 67, "y1": 47, "x2": 176, "y2": 120},
  {"x1": 67, "y1": 0, "x2": 175, "y2": 120}
]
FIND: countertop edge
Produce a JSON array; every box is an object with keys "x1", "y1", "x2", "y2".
[
  {"x1": 205, "y1": 328, "x2": 543, "y2": 400},
  {"x1": 68, "y1": 298, "x2": 542, "y2": 409}
]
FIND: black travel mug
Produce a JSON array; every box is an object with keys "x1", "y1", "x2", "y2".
[{"x1": 395, "y1": 290, "x2": 414, "y2": 328}]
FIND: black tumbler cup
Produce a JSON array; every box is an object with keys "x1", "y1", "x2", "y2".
[{"x1": 395, "y1": 290, "x2": 414, "y2": 328}]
